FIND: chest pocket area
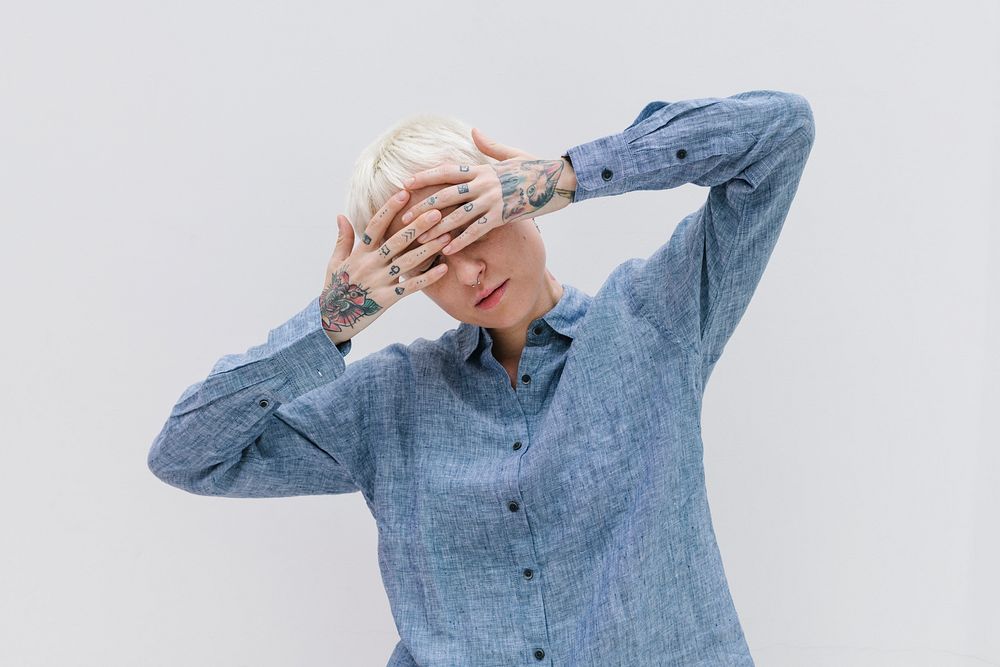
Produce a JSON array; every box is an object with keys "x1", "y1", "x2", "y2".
[{"x1": 593, "y1": 322, "x2": 701, "y2": 445}]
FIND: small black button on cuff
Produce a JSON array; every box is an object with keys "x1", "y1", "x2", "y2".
[
  {"x1": 508, "y1": 501, "x2": 520, "y2": 512},
  {"x1": 523, "y1": 568, "x2": 533, "y2": 579},
  {"x1": 601, "y1": 168, "x2": 614, "y2": 181},
  {"x1": 512, "y1": 441, "x2": 522, "y2": 451},
  {"x1": 521, "y1": 374, "x2": 531, "y2": 384},
  {"x1": 676, "y1": 149, "x2": 687, "y2": 159},
  {"x1": 534, "y1": 648, "x2": 546, "y2": 660},
  {"x1": 258, "y1": 399, "x2": 269, "y2": 408}
]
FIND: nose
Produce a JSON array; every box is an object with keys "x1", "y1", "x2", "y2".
[{"x1": 445, "y1": 248, "x2": 485, "y2": 286}]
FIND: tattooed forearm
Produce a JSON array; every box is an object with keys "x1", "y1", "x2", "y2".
[
  {"x1": 320, "y1": 266, "x2": 381, "y2": 333},
  {"x1": 494, "y1": 159, "x2": 567, "y2": 222}
]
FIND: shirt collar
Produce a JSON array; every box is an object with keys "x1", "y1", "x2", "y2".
[{"x1": 456, "y1": 282, "x2": 591, "y2": 361}]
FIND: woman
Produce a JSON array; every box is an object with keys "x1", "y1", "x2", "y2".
[{"x1": 148, "y1": 89, "x2": 815, "y2": 666}]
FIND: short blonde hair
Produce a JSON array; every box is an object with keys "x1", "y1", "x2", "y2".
[{"x1": 344, "y1": 114, "x2": 496, "y2": 239}]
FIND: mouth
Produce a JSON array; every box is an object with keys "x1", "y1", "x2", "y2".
[{"x1": 475, "y1": 279, "x2": 509, "y2": 308}]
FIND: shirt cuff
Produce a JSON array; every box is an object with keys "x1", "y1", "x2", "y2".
[
  {"x1": 563, "y1": 132, "x2": 637, "y2": 203},
  {"x1": 273, "y1": 297, "x2": 353, "y2": 396}
]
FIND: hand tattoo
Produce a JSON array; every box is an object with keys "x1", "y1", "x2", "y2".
[
  {"x1": 320, "y1": 267, "x2": 381, "y2": 332},
  {"x1": 494, "y1": 159, "x2": 570, "y2": 222}
]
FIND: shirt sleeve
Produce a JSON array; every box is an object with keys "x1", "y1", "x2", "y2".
[
  {"x1": 147, "y1": 296, "x2": 374, "y2": 500},
  {"x1": 564, "y1": 90, "x2": 815, "y2": 388}
]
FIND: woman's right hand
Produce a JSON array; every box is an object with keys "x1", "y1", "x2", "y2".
[{"x1": 320, "y1": 190, "x2": 452, "y2": 345}]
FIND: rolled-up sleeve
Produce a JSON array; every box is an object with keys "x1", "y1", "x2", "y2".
[{"x1": 564, "y1": 90, "x2": 815, "y2": 387}]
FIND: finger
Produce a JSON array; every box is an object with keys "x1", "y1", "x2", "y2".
[
  {"x1": 377, "y1": 208, "x2": 441, "y2": 263},
  {"x1": 395, "y1": 231, "x2": 452, "y2": 276},
  {"x1": 400, "y1": 179, "x2": 475, "y2": 225},
  {"x1": 363, "y1": 189, "x2": 411, "y2": 248},
  {"x1": 471, "y1": 128, "x2": 531, "y2": 160},
  {"x1": 415, "y1": 198, "x2": 483, "y2": 243},
  {"x1": 330, "y1": 214, "x2": 355, "y2": 267},
  {"x1": 391, "y1": 258, "x2": 449, "y2": 299},
  {"x1": 441, "y1": 213, "x2": 498, "y2": 256},
  {"x1": 325, "y1": 215, "x2": 356, "y2": 286},
  {"x1": 403, "y1": 163, "x2": 477, "y2": 191}
]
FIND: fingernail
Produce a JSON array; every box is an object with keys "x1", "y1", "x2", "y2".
[
  {"x1": 402, "y1": 212, "x2": 412, "y2": 223},
  {"x1": 396, "y1": 191, "x2": 408, "y2": 201},
  {"x1": 417, "y1": 233, "x2": 430, "y2": 243},
  {"x1": 404, "y1": 177, "x2": 415, "y2": 186},
  {"x1": 442, "y1": 244, "x2": 453, "y2": 254}
]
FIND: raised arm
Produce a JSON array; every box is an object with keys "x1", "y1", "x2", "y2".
[
  {"x1": 147, "y1": 297, "x2": 373, "y2": 499},
  {"x1": 563, "y1": 89, "x2": 816, "y2": 387},
  {"x1": 148, "y1": 183, "x2": 456, "y2": 499}
]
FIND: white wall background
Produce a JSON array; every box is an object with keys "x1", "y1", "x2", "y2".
[{"x1": 2, "y1": 1, "x2": 997, "y2": 665}]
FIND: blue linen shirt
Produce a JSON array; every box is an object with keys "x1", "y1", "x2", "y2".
[{"x1": 148, "y1": 89, "x2": 815, "y2": 666}]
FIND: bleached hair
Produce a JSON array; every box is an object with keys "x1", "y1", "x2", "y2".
[{"x1": 344, "y1": 114, "x2": 496, "y2": 239}]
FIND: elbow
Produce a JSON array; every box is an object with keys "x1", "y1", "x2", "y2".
[
  {"x1": 781, "y1": 92, "x2": 815, "y2": 146},
  {"x1": 147, "y1": 438, "x2": 242, "y2": 497},
  {"x1": 147, "y1": 438, "x2": 190, "y2": 493},
  {"x1": 147, "y1": 434, "x2": 172, "y2": 483},
  {"x1": 147, "y1": 434, "x2": 206, "y2": 495}
]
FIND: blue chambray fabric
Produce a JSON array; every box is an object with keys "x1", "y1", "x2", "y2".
[{"x1": 148, "y1": 89, "x2": 815, "y2": 666}]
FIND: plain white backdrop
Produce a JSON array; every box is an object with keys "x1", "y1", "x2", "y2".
[{"x1": 1, "y1": 1, "x2": 997, "y2": 665}]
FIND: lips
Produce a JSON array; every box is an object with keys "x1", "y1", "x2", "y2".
[{"x1": 475, "y1": 280, "x2": 505, "y2": 305}]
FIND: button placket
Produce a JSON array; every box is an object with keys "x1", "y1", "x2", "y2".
[{"x1": 495, "y1": 393, "x2": 549, "y2": 663}]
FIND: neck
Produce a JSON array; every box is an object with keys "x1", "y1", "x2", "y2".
[{"x1": 487, "y1": 269, "x2": 563, "y2": 365}]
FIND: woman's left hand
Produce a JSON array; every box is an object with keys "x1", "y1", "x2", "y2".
[{"x1": 399, "y1": 128, "x2": 576, "y2": 256}]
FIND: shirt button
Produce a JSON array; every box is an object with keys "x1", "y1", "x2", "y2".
[
  {"x1": 508, "y1": 501, "x2": 519, "y2": 512},
  {"x1": 534, "y1": 648, "x2": 546, "y2": 660},
  {"x1": 258, "y1": 399, "x2": 269, "y2": 408},
  {"x1": 523, "y1": 568, "x2": 533, "y2": 579},
  {"x1": 533, "y1": 325, "x2": 543, "y2": 335},
  {"x1": 601, "y1": 168, "x2": 613, "y2": 181},
  {"x1": 512, "y1": 441, "x2": 522, "y2": 451},
  {"x1": 521, "y1": 374, "x2": 531, "y2": 384},
  {"x1": 676, "y1": 148, "x2": 687, "y2": 159}
]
